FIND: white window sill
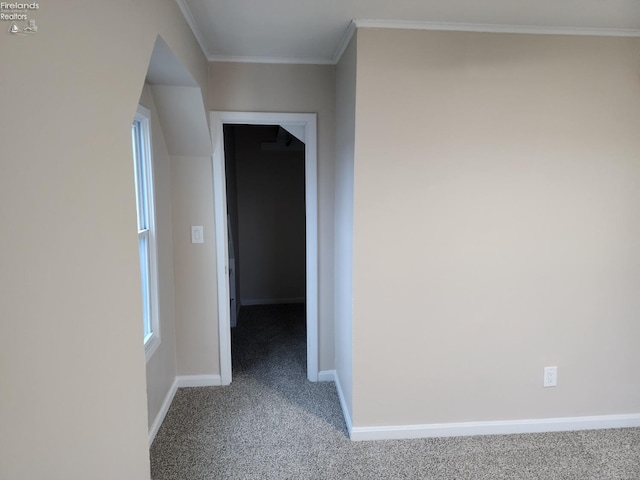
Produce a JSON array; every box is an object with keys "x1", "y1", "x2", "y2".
[{"x1": 145, "y1": 332, "x2": 161, "y2": 362}]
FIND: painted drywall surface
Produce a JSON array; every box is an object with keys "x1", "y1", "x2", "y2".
[
  {"x1": 209, "y1": 63, "x2": 336, "y2": 371},
  {"x1": 139, "y1": 85, "x2": 179, "y2": 433},
  {"x1": 232, "y1": 125, "x2": 306, "y2": 304},
  {"x1": 351, "y1": 29, "x2": 640, "y2": 427},
  {"x1": 149, "y1": 85, "x2": 212, "y2": 157},
  {"x1": 334, "y1": 36, "x2": 358, "y2": 423},
  {"x1": 148, "y1": 83, "x2": 217, "y2": 378},
  {"x1": 0, "y1": 2, "x2": 208, "y2": 479},
  {"x1": 171, "y1": 155, "x2": 220, "y2": 375}
]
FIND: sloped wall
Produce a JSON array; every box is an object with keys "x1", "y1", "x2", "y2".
[{"x1": 0, "y1": 2, "x2": 209, "y2": 478}]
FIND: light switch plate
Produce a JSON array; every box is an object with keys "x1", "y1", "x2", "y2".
[{"x1": 191, "y1": 226, "x2": 204, "y2": 244}]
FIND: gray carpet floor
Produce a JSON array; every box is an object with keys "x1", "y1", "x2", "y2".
[{"x1": 150, "y1": 304, "x2": 640, "y2": 479}]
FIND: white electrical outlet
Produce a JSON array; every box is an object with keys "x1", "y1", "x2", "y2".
[{"x1": 544, "y1": 366, "x2": 558, "y2": 387}]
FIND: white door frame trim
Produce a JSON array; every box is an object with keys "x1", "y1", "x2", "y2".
[{"x1": 210, "y1": 111, "x2": 319, "y2": 384}]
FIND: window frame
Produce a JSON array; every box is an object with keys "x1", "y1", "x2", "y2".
[{"x1": 132, "y1": 104, "x2": 160, "y2": 361}]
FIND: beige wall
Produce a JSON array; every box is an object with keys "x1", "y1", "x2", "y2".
[
  {"x1": 209, "y1": 62, "x2": 336, "y2": 371},
  {"x1": 231, "y1": 125, "x2": 306, "y2": 304},
  {"x1": 171, "y1": 155, "x2": 220, "y2": 375},
  {"x1": 351, "y1": 29, "x2": 640, "y2": 427},
  {"x1": 0, "y1": 1, "x2": 208, "y2": 479},
  {"x1": 139, "y1": 85, "x2": 179, "y2": 432},
  {"x1": 147, "y1": 84, "x2": 216, "y2": 379},
  {"x1": 334, "y1": 35, "x2": 358, "y2": 421}
]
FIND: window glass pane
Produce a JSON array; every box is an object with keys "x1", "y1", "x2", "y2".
[
  {"x1": 139, "y1": 234, "x2": 151, "y2": 339},
  {"x1": 131, "y1": 121, "x2": 148, "y2": 230},
  {"x1": 133, "y1": 107, "x2": 157, "y2": 354}
]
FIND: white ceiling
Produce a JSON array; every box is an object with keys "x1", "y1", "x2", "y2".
[{"x1": 178, "y1": 0, "x2": 640, "y2": 64}]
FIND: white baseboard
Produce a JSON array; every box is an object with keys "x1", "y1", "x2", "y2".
[
  {"x1": 148, "y1": 374, "x2": 223, "y2": 446},
  {"x1": 176, "y1": 374, "x2": 222, "y2": 388},
  {"x1": 241, "y1": 297, "x2": 305, "y2": 306},
  {"x1": 317, "y1": 370, "x2": 336, "y2": 382},
  {"x1": 148, "y1": 378, "x2": 178, "y2": 447},
  {"x1": 333, "y1": 372, "x2": 353, "y2": 436},
  {"x1": 350, "y1": 413, "x2": 640, "y2": 442}
]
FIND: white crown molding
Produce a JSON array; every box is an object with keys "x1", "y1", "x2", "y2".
[
  {"x1": 353, "y1": 19, "x2": 640, "y2": 38},
  {"x1": 176, "y1": 0, "x2": 213, "y2": 60},
  {"x1": 332, "y1": 20, "x2": 357, "y2": 64},
  {"x1": 350, "y1": 413, "x2": 640, "y2": 441},
  {"x1": 176, "y1": 3, "x2": 640, "y2": 67},
  {"x1": 208, "y1": 54, "x2": 334, "y2": 65}
]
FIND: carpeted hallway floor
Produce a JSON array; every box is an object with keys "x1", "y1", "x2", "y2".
[{"x1": 150, "y1": 304, "x2": 640, "y2": 479}]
